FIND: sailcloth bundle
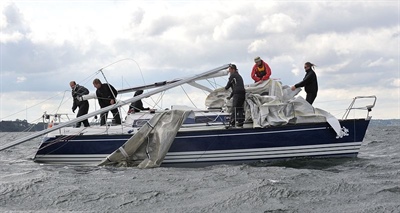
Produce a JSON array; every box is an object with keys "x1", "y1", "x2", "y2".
[{"x1": 98, "y1": 110, "x2": 193, "y2": 168}]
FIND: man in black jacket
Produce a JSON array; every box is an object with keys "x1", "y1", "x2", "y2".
[
  {"x1": 291, "y1": 62, "x2": 318, "y2": 105},
  {"x1": 225, "y1": 64, "x2": 246, "y2": 127},
  {"x1": 93, "y1": 78, "x2": 121, "y2": 126},
  {"x1": 128, "y1": 90, "x2": 150, "y2": 113},
  {"x1": 70, "y1": 81, "x2": 90, "y2": 127}
]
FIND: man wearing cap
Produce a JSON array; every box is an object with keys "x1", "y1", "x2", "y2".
[
  {"x1": 225, "y1": 64, "x2": 246, "y2": 127},
  {"x1": 251, "y1": 56, "x2": 272, "y2": 83}
]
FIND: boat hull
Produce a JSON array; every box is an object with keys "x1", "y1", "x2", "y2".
[{"x1": 33, "y1": 119, "x2": 370, "y2": 166}]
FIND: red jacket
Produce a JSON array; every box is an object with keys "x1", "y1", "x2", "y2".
[{"x1": 251, "y1": 60, "x2": 271, "y2": 82}]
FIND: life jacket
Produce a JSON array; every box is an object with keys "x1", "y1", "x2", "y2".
[{"x1": 256, "y1": 64, "x2": 266, "y2": 78}]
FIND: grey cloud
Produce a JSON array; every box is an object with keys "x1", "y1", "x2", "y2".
[
  {"x1": 144, "y1": 15, "x2": 180, "y2": 36},
  {"x1": 286, "y1": 2, "x2": 398, "y2": 36},
  {"x1": 2, "y1": 3, "x2": 29, "y2": 34},
  {"x1": 2, "y1": 2, "x2": 398, "y2": 104},
  {"x1": 130, "y1": 7, "x2": 145, "y2": 26},
  {"x1": 2, "y1": 39, "x2": 79, "y2": 75}
]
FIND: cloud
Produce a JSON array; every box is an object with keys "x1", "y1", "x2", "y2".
[
  {"x1": 1, "y1": 3, "x2": 29, "y2": 34},
  {"x1": 1, "y1": 1, "x2": 399, "y2": 121},
  {"x1": 0, "y1": 3, "x2": 29, "y2": 44},
  {"x1": 366, "y1": 57, "x2": 396, "y2": 67},
  {"x1": 257, "y1": 13, "x2": 298, "y2": 34},
  {"x1": 16, "y1": 76, "x2": 26, "y2": 83},
  {"x1": 391, "y1": 78, "x2": 400, "y2": 87}
]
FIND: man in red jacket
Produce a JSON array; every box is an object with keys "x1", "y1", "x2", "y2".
[{"x1": 251, "y1": 56, "x2": 272, "y2": 83}]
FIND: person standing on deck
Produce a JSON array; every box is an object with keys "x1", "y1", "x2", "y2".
[
  {"x1": 70, "y1": 81, "x2": 90, "y2": 127},
  {"x1": 291, "y1": 62, "x2": 319, "y2": 105},
  {"x1": 225, "y1": 64, "x2": 246, "y2": 128},
  {"x1": 92, "y1": 78, "x2": 122, "y2": 126}
]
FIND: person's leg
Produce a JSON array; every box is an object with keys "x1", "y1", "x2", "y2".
[
  {"x1": 236, "y1": 94, "x2": 245, "y2": 126},
  {"x1": 75, "y1": 107, "x2": 82, "y2": 128},
  {"x1": 79, "y1": 102, "x2": 90, "y2": 127},
  {"x1": 111, "y1": 108, "x2": 121, "y2": 124},
  {"x1": 100, "y1": 112, "x2": 108, "y2": 126},
  {"x1": 306, "y1": 93, "x2": 317, "y2": 105},
  {"x1": 231, "y1": 94, "x2": 242, "y2": 126},
  {"x1": 75, "y1": 114, "x2": 81, "y2": 128}
]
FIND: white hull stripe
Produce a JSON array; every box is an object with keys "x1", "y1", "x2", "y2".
[
  {"x1": 163, "y1": 149, "x2": 359, "y2": 163},
  {"x1": 167, "y1": 142, "x2": 362, "y2": 156},
  {"x1": 165, "y1": 146, "x2": 360, "y2": 160}
]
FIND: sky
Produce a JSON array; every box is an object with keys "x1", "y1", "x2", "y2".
[{"x1": 0, "y1": 0, "x2": 399, "y2": 123}]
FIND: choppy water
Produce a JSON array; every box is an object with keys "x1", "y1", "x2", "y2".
[{"x1": 0, "y1": 126, "x2": 399, "y2": 213}]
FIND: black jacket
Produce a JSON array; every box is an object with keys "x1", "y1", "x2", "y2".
[
  {"x1": 129, "y1": 100, "x2": 149, "y2": 112},
  {"x1": 72, "y1": 84, "x2": 89, "y2": 110},
  {"x1": 295, "y1": 69, "x2": 318, "y2": 94},
  {"x1": 225, "y1": 71, "x2": 245, "y2": 98},
  {"x1": 96, "y1": 83, "x2": 118, "y2": 108}
]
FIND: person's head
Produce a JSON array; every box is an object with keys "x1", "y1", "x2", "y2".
[
  {"x1": 304, "y1": 62, "x2": 316, "y2": 70},
  {"x1": 134, "y1": 90, "x2": 144, "y2": 96},
  {"x1": 254, "y1": 56, "x2": 262, "y2": 66},
  {"x1": 93, "y1": 78, "x2": 102, "y2": 89},
  {"x1": 228, "y1": 64, "x2": 237, "y2": 73},
  {"x1": 69, "y1": 81, "x2": 76, "y2": 89}
]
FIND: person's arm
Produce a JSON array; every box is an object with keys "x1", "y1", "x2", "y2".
[
  {"x1": 81, "y1": 86, "x2": 89, "y2": 95},
  {"x1": 225, "y1": 76, "x2": 233, "y2": 90},
  {"x1": 72, "y1": 98, "x2": 78, "y2": 113},
  {"x1": 251, "y1": 66, "x2": 260, "y2": 82},
  {"x1": 295, "y1": 72, "x2": 314, "y2": 88},
  {"x1": 106, "y1": 84, "x2": 117, "y2": 104},
  {"x1": 110, "y1": 84, "x2": 118, "y2": 98}
]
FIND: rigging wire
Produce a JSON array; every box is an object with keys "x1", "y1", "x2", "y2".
[
  {"x1": 180, "y1": 85, "x2": 198, "y2": 109},
  {"x1": 0, "y1": 92, "x2": 68, "y2": 121}
]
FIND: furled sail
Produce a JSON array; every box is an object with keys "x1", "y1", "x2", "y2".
[{"x1": 98, "y1": 110, "x2": 193, "y2": 168}]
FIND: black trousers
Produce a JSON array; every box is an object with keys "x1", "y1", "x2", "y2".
[
  {"x1": 306, "y1": 92, "x2": 317, "y2": 105},
  {"x1": 230, "y1": 93, "x2": 245, "y2": 126},
  {"x1": 76, "y1": 101, "x2": 90, "y2": 127},
  {"x1": 100, "y1": 108, "x2": 121, "y2": 126}
]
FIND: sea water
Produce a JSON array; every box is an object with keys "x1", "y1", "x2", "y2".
[{"x1": 0, "y1": 126, "x2": 399, "y2": 213}]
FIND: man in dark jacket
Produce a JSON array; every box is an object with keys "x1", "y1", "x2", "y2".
[
  {"x1": 291, "y1": 62, "x2": 318, "y2": 105},
  {"x1": 70, "y1": 81, "x2": 90, "y2": 127},
  {"x1": 225, "y1": 64, "x2": 246, "y2": 127},
  {"x1": 128, "y1": 90, "x2": 150, "y2": 113},
  {"x1": 93, "y1": 78, "x2": 121, "y2": 126}
]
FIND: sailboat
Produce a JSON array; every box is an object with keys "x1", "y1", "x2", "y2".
[{"x1": 0, "y1": 64, "x2": 376, "y2": 167}]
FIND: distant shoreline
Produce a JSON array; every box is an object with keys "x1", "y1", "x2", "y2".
[{"x1": 369, "y1": 119, "x2": 400, "y2": 127}]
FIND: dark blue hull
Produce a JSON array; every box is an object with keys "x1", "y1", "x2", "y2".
[{"x1": 33, "y1": 119, "x2": 370, "y2": 166}]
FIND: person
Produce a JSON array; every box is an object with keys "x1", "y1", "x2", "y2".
[
  {"x1": 70, "y1": 81, "x2": 90, "y2": 127},
  {"x1": 251, "y1": 56, "x2": 272, "y2": 83},
  {"x1": 92, "y1": 78, "x2": 121, "y2": 126},
  {"x1": 225, "y1": 64, "x2": 246, "y2": 127},
  {"x1": 291, "y1": 62, "x2": 318, "y2": 105},
  {"x1": 128, "y1": 90, "x2": 150, "y2": 113}
]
